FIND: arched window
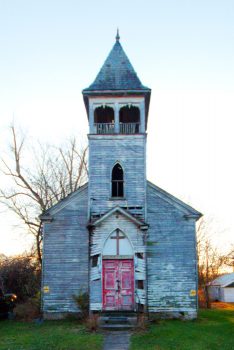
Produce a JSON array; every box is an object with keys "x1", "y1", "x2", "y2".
[
  {"x1": 103, "y1": 229, "x2": 133, "y2": 256},
  {"x1": 112, "y1": 163, "x2": 124, "y2": 198}
]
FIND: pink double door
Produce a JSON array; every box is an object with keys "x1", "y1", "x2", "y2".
[{"x1": 102, "y1": 259, "x2": 134, "y2": 311}]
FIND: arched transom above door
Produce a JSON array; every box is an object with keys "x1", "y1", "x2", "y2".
[{"x1": 103, "y1": 229, "x2": 133, "y2": 256}]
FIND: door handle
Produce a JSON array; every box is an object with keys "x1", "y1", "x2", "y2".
[{"x1": 116, "y1": 279, "x2": 120, "y2": 291}]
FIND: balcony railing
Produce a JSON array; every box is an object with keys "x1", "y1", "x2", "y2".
[
  {"x1": 120, "y1": 123, "x2": 139, "y2": 134},
  {"x1": 95, "y1": 123, "x2": 115, "y2": 134},
  {"x1": 94, "y1": 123, "x2": 140, "y2": 134}
]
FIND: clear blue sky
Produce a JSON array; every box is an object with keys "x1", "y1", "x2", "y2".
[{"x1": 0, "y1": 0, "x2": 234, "y2": 254}]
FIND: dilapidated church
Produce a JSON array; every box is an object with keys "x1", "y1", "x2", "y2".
[{"x1": 41, "y1": 33, "x2": 202, "y2": 320}]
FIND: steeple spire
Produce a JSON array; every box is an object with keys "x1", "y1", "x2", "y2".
[{"x1": 116, "y1": 28, "x2": 120, "y2": 42}]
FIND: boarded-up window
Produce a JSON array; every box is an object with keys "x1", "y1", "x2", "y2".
[{"x1": 92, "y1": 255, "x2": 99, "y2": 267}]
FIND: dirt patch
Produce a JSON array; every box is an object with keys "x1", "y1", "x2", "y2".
[{"x1": 211, "y1": 302, "x2": 234, "y2": 310}]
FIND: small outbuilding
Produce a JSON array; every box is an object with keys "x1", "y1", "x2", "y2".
[{"x1": 208, "y1": 273, "x2": 234, "y2": 302}]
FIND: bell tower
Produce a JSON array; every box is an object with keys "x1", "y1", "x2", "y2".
[{"x1": 83, "y1": 32, "x2": 151, "y2": 222}]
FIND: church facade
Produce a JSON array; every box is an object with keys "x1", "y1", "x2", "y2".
[{"x1": 41, "y1": 34, "x2": 201, "y2": 319}]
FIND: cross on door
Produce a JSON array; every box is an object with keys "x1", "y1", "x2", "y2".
[{"x1": 111, "y1": 229, "x2": 125, "y2": 255}]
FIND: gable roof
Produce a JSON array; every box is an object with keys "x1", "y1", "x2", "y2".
[
  {"x1": 39, "y1": 180, "x2": 202, "y2": 221},
  {"x1": 209, "y1": 273, "x2": 234, "y2": 287},
  {"x1": 147, "y1": 181, "x2": 202, "y2": 219},
  {"x1": 88, "y1": 206, "x2": 148, "y2": 230},
  {"x1": 39, "y1": 183, "x2": 88, "y2": 220},
  {"x1": 83, "y1": 40, "x2": 150, "y2": 92}
]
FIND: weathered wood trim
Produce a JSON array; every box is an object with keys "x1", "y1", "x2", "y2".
[
  {"x1": 147, "y1": 181, "x2": 202, "y2": 217},
  {"x1": 102, "y1": 255, "x2": 133, "y2": 259},
  {"x1": 92, "y1": 206, "x2": 148, "y2": 228}
]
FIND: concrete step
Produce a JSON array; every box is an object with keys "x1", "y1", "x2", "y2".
[
  {"x1": 99, "y1": 312, "x2": 137, "y2": 330},
  {"x1": 100, "y1": 323, "x2": 135, "y2": 331}
]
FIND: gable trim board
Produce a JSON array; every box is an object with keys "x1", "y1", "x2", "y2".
[
  {"x1": 40, "y1": 183, "x2": 88, "y2": 219},
  {"x1": 89, "y1": 205, "x2": 148, "y2": 229},
  {"x1": 147, "y1": 181, "x2": 202, "y2": 220}
]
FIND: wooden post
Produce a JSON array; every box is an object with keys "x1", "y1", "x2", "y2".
[
  {"x1": 140, "y1": 101, "x2": 145, "y2": 133},
  {"x1": 114, "y1": 102, "x2": 119, "y2": 133},
  {"x1": 89, "y1": 103, "x2": 95, "y2": 133}
]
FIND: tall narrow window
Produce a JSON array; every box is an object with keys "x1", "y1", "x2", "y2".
[{"x1": 112, "y1": 163, "x2": 124, "y2": 198}]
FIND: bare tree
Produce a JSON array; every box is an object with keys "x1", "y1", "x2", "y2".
[
  {"x1": 196, "y1": 217, "x2": 234, "y2": 307},
  {"x1": 0, "y1": 126, "x2": 88, "y2": 265}
]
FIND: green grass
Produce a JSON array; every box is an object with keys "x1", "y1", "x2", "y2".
[
  {"x1": 131, "y1": 309, "x2": 234, "y2": 350},
  {"x1": 0, "y1": 319, "x2": 103, "y2": 350},
  {"x1": 0, "y1": 309, "x2": 233, "y2": 350}
]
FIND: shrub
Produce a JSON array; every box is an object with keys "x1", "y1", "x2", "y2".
[
  {"x1": 0, "y1": 255, "x2": 41, "y2": 302},
  {"x1": 73, "y1": 290, "x2": 89, "y2": 319},
  {"x1": 14, "y1": 296, "x2": 41, "y2": 321}
]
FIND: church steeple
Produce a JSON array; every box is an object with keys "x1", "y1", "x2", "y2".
[
  {"x1": 83, "y1": 37, "x2": 149, "y2": 92},
  {"x1": 82, "y1": 35, "x2": 151, "y2": 131},
  {"x1": 83, "y1": 35, "x2": 150, "y2": 221}
]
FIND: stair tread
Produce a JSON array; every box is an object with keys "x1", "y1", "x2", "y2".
[{"x1": 100, "y1": 324, "x2": 134, "y2": 329}]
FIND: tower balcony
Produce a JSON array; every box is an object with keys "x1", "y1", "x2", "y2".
[
  {"x1": 95, "y1": 123, "x2": 115, "y2": 134},
  {"x1": 90, "y1": 103, "x2": 145, "y2": 134},
  {"x1": 94, "y1": 122, "x2": 140, "y2": 135}
]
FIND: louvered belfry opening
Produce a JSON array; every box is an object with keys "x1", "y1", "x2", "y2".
[
  {"x1": 94, "y1": 106, "x2": 115, "y2": 134},
  {"x1": 112, "y1": 163, "x2": 124, "y2": 198},
  {"x1": 119, "y1": 105, "x2": 140, "y2": 134}
]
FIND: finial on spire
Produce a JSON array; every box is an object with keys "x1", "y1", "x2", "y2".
[{"x1": 116, "y1": 28, "x2": 120, "y2": 41}]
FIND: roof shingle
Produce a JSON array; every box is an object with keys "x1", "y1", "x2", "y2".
[{"x1": 83, "y1": 40, "x2": 149, "y2": 92}]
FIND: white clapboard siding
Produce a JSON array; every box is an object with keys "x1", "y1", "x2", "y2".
[
  {"x1": 146, "y1": 184, "x2": 198, "y2": 313},
  {"x1": 90, "y1": 303, "x2": 102, "y2": 310},
  {"x1": 136, "y1": 289, "x2": 146, "y2": 304},
  {"x1": 135, "y1": 258, "x2": 146, "y2": 272},
  {"x1": 135, "y1": 272, "x2": 146, "y2": 281},
  {"x1": 42, "y1": 186, "x2": 89, "y2": 315},
  {"x1": 89, "y1": 135, "x2": 146, "y2": 219},
  {"x1": 91, "y1": 267, "x2": 101, "y2": 281}
]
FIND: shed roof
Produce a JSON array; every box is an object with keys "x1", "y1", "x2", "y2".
[{"x1": 209, "y1": 273, "x2": 234, "y2": 287}]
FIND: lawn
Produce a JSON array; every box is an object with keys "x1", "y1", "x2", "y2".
[
  {"x1": 131, "y1": 308, "x2": 234, "y2": 350},
  {"x1": 0, "y1": 308, "x2": 233, "y2": 350},
  {"x1": 0, "y1": 319, "x2": 103, "y2": 350}
]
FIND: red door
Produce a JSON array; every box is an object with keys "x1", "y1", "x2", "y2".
[{"x1": 103, "y1": 259, "x2": 134, "y2": 311}]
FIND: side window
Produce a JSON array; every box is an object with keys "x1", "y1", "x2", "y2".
[
  {"x1": 112, "y1": 163, "x2": 124, "y2": 198},
  {"x1": 92, "y1": 255, "x2": 99, "y2": 267}
]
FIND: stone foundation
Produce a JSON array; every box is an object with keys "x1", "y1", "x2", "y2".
[
  {"x1": 43, "y1": 312, "x2": 80, "y2": 320},
  {"x1": 149, "y1": 310, "x2": 197, "y2": 320}
]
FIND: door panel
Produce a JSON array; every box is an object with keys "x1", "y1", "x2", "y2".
[
  {"x1": 105, "y1": 271, "x2": 115, "y2": 289},
  {"x1": 103, "y1": 259, "x2": 134, "y2": 310}
]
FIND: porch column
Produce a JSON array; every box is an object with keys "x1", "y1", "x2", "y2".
[{"x1": 114, "y1": 102, "x2": 120, "y2": 133}]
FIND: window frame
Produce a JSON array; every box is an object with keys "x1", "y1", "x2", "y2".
[{"x1": 111, "y1": 163, "x2": 124, "y2": 199}]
